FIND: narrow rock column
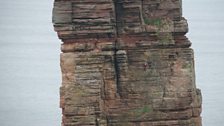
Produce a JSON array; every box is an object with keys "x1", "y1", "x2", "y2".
[{"x1": 53, "y1": 0, "x2": 202, "y2": 126}]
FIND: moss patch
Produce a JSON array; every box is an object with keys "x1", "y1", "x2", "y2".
[
  {"x1": 157, "y1": 33, "x2": 173, "y2": 45},
  {"x1": 132, "y1": 105, "x2": 153, "y2": 117},
  {"x1": 144, "y1": 18, "x2": 162, "y2": 27}
]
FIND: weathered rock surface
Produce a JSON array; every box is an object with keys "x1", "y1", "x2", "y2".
[{"x1": 53, "y1": 0, "x2": 202, "y2": 125}]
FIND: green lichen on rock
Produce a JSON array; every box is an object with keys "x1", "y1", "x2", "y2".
[
  {"x1": 144, "y1": 17, "x2": 162, "y2": 27},
  {"x1": 137, "y1": 105, "x2": 153, "y2": 114},
  {"x1": 157, "y1": 32, "x2": 174, "y2": 45}
]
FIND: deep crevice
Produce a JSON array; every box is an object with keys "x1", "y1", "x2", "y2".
[{"x1": 113, "y1": 0, "x2": 123, "y2": 96}]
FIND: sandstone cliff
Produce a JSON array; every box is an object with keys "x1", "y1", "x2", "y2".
[{"x1": 53, "y1": 0, "x2": 202, "y2": 125}]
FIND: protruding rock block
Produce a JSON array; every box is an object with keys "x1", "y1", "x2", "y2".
[{"x1": 53, "y1": 0, "x2": 202, "y2": 126}]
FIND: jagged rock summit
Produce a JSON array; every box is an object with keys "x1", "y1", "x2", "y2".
[{"x1": 53, "y1": 0, "x2": 202, "y2": 125}]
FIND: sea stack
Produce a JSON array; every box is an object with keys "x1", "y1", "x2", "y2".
[{"x1": 52, "y1": 0, "x2": 202, "y2": 125}]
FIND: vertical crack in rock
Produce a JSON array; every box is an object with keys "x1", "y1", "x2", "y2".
[
  {"x1": 113, "y1": 40, "x2": 121, "y2": 96},
  {"x1": 114, "y1": 0, "x2": 124, "y2": 35},
  {"x1": 113, "y1": 0, "x2": 123, "y2": 97}
]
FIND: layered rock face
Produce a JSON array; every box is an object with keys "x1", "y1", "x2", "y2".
[{"x1": 53, "y1": 0, "x2": 202, "y2": 125}]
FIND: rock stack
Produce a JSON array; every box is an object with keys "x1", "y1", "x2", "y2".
[{"x1": 53, "y1": 0, "x2": 202, "y2": 125}]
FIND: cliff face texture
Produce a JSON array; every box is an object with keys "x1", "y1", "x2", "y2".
[{"x1": 52, "y1": 0, "x2": 202, "y2": 126}]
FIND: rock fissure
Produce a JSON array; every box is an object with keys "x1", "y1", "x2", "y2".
[{"x1": 113, "y1": 0, "x2": 128, "y2": 98}]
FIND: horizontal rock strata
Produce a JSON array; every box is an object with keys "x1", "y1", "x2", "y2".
[{"x1": 53, "y1": 0, "x2": 202, "y2": 126}]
